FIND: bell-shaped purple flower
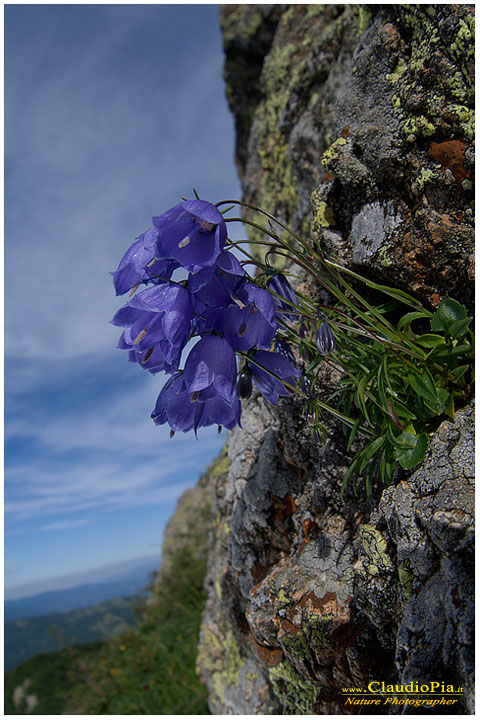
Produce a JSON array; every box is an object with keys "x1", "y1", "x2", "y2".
[
  {"x1": 111, "y1": 282, "x2": 193, "y2": 373},
  {"x1": 199, "y1": 393, "x2": 242, "y2": 431},
  {"x1": 190, "y1": 250, "x2": 245, "y2": 312},
  {"x1": 250, "y1": 350, "x2": 302, "y2": 405},
  {"x1": 212, "y1": 283, "x2": 277, "y2": 352},
  {"x1": 151, "y1": 373, "x2": 202, "y2": 432},
  {"x1": 183, "y1": 335, "x2": 237, "y2": 405},
  {"x1": 266, "y1": 272, "x2": 299, "y2": 317},
  {"x1": 151, "y1": 371, "x2": 242, "y2": 433},
  {"x1": 315, "y1": 320, "x2": 336, "y2": 355},
  {"x1": 155, "y1": 200, "x2": 227, "y2": 274},
  {"x1": 111, "y1": 228, "x2": 179, "y2": 296}
]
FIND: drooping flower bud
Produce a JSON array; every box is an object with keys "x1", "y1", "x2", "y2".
[
  {"x1": 237, "y1": 366, "x2": 253, "y2": 399},
  {"x1": 266, "y1": 271, "x2": 298, "y2": 316},
  {"x1": 298, "y1": 322, "x2": 310, "y2": 339},
  {"x1": 315, "y1": 320, "x2": 336, "y2": 355},
  {"x1": 305, "y1": 399, "x2": 317, "y2": 425}
]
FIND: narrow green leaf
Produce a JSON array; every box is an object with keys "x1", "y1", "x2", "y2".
[
  {"x1": 429, "y1": 343, "x2": 471, "y2": 359},
  {"x1": 380, "y1": 447, "x2": 396, "y2": 486},
  {"x1": 346, "y1": 417, "x2": 362, "y2": 452},
  {"x1": 340, "y1": 457, "x2": 361, "y2": 499},
  {"x1": 391, "y1": 402, "x2": 417, "y2": 420},
  {"x1": 356, "y1": 374, "x2": 371, "y2": 425},
  {"x1": 365, "y1": 463, "x2": 375, "y2": 498},
  {"x1": 359, "y1": 436, "x2": 385, "y2": 469}
]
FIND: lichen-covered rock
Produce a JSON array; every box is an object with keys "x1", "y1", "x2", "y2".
[
  {"x1": 357, "y1": 405, "x2": 475, "y2": 712},
  {"x1": 196, "y1": 4, "x2": 474, "y2": 715}
]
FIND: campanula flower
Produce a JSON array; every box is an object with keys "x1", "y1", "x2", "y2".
[
  {"x1": 190, "y1": 250, "x2": 245, "y2": 312},
  {"x1": 111, "y1": 282, "x2": 192, "y2": 373},
  {"x1": 155, "y1": 200, "x2": 227, "y2": 274},
  {"x1": 111, "y1": 228, "x2": 179, "y2": 296},
  {"x1": 151, "y1": 374, "x2": 202, "y2": 432},
  {"x1": 250, "y1": 350, "x2": 301, "y2": 405},
  {"x1": 183, "y1": 335, "x2": 237, "y2": 405},
  {"x1": 151, "y1": 372, "x2": 242, "y2": 433},
  {"x1": 266, "y1": 271, "x2": 299, "y2": 317},
  {"x1": 212, "y1": 283, "x2": 277, "y2": 352},
  {"x1": 199, "y1": 393, "x2": 242, "y2": 430},
  {"x1": 315, "y1": 319, "x2": 336, "y2": 354}
]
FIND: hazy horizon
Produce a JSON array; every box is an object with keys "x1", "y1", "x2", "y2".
[{"x1": 5, "y1": 552, "x2": 160, "y2": 601}]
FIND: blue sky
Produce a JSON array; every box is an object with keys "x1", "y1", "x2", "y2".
[{"x1": 5, "y1": 4, "x2": 242, "y2": 597}]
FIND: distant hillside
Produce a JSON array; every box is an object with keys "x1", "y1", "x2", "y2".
[
  {"x1": 5, "y1": 595, "x2": 138, "y2": 671},
  {"x1": 4, "y1": 450, "x2": 225, "y2": 715},
  {"x1": 5, "y1": 562, "x2": 156, "y2": 621}
]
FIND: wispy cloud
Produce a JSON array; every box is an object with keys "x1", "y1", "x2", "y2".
[
  {"x1": 40, "y1": 518, "x2": 91, "y2": 533},
  {"x1": 5, "y1": 367, "x2": 224, "y2": 523}
]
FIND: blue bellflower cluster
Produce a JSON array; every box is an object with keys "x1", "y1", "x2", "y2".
[{"x1": 111, "y1": 200, "x2": 301, "y2": 434}]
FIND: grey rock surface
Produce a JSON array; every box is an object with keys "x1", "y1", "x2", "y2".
[{"x1": 195, "y1": 4, "x2": 474, "y2": 715}]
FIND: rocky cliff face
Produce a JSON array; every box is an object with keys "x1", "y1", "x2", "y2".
[{"x1": 194, "y1": 5, "x2": 474, "y2": 714}]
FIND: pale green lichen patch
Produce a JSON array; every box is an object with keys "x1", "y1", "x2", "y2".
[
  {"x1": 398, "y1": 560, "x2": 414, "y2": 599},
  {"x1": 386, "y1": 57, "x2": 407, "y2": 84},
  {"x1": 269, "y1": 659, "x2": 318, "y2": 714},
  {"x1": 310, "y1": 186, "x2": 335, "y2": 235},
  {"x1": 321, "y1": 136, "x2": 347, "y2": 169},
  {"x1": 356, "y1": 7, "x2": 371, "y2": 35},
  {"x1": 417, "y1": 167, "x2": 437, "y2": 190},
  {"x1": 274, "y1": 588, "x2": 291, "y2": 612},
  {"x1": 388, "y1": 7, "x2": 474, "y2": 140},
  {"x1": 197, "y1": 626, "x2": 247, "y2": 706},
  {"x1": 308, "y1": 612, "x2": 334, "y2": 648},
  {"x1": 246, "y1": 41, "x2": 301, "y2": 257},
  {"x1": 359, "y1": 524, "x2": 393, "y2": 576}
]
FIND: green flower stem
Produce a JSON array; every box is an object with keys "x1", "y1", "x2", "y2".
[
  {"x1": 217, "y1": 200, "x2": 314, "y2": 256},
  {"x1": 323, "y1": 259, "x2": 432, "y2": 314},
  {"x1": 224, "y1": 240, "x2": 261, "y2": 266},
  {"x1": 241, "y1": 352, "x2": 374, "y2": 436},
  {"x1": 222, "y1": 203, "x2": 430, "y2": 356}
]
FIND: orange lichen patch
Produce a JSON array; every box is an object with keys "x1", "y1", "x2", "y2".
[
  {"x1": 301, "y1": 591, "x2": 338, "y2": 613},
  {"x1": 429, "y1": 140, "x2": 469, "y2": 185},
  {"x1": 429, "y1": 293, "x2": 442, "y2": 306},
  {"x1": 379, "y1": 21, "x2": 401, "y2": 48},
  {"x1": 251, "y1": 636, "x2": 283, "y2": 667},
  {"x1": 303, "y1": 518, "x2": 318, "y2": 536},
  {"x1": 340, "y1": 126, "x2": 350, "y2": 138},
  {"x1": 298, "y1": 518, "x2": 318, "y2": 555}
]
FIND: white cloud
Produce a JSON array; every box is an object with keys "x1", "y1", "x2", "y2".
[{"x1": 5, "y1": 6, "x2": 240, "y2": 363}]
